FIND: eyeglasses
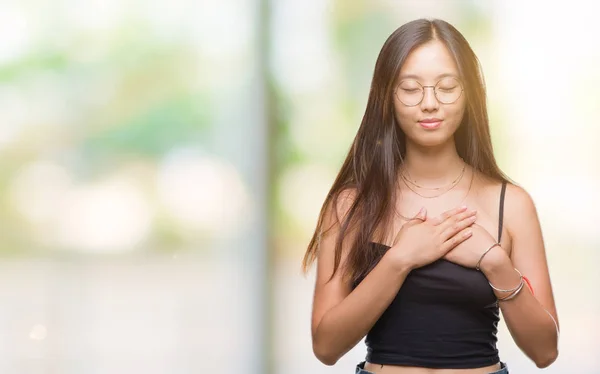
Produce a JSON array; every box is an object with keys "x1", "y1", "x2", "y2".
[{"x1": 395, "y1": 77, "x2": 464, "y2": 106}]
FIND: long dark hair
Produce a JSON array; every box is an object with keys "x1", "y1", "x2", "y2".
[{"x1": 302, "y1": 19, "x2": 509, "y2": 284}]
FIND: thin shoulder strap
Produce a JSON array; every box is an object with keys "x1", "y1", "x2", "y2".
[{"x1": 497, "y1": 181, "x2": 507, "y2": 243}]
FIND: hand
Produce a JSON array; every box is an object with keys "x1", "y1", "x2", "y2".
[
  {"x1": 442, "y1": 222, "x2": 508, "y2": 270},
  {"x1": 384, "y1": 205, "x2": 477, "y2": 271}
]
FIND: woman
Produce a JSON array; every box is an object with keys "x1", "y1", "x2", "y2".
[{"x1": 301, "y1": 19, "x2": 559, "y2": 374}]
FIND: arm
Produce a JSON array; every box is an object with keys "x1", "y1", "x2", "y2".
[
  {"x1": 311, "y1": 197, "x2": 475, "y2": 365},
  {"x1": 310, "y1": 190, "x2": 412, "y2": 365},
  {"x1": 480, "y1": 185, "x2": 559, "y2": 368}
]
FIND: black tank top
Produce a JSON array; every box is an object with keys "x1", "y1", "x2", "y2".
[{"x1": 354, "y1": 182, "x2": 507, "y2": 369}]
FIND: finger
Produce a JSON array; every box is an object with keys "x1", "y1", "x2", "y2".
[
  {"x1": 414, "y1": 206, "x2": 427, "y2": 221},
  {"x1": 406, "y1": 207, "x2": 427, "y2": 226},
  {"x1": 429, "y1": 205, "x2": 468, "y2": 226},
  {"x1": 435, "y1": 207, "x2": 476, "y2": 233},
  {"x1": 440, "y1": 227, "x2": 473, "y2": 254},
  {"x1": 439, "y1": 213, "x2": 477, "y2": 242}
]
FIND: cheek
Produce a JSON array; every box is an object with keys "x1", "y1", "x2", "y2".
[
  {"x1": 446, "y1": 101, "x2": 467, "y2": 127},
  {"x1": 393, "y1": 104, "x2": 416, "y2": 130}
]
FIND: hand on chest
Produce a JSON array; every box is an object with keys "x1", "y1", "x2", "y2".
[
  {"x1": 396, "y1": 197, "x2": 512, "y2": 269},
  {"x1": 396, "y1": 207, "x2": 506, "y2": 308},
  {"x1": 442, "y1": 222, "x2": 500, "y2": 269}
]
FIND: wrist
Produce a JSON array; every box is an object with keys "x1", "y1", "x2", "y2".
[
  {"x1": 479, "y1": 245, "x2": 511, "y2": 276},
  {"x1": 382, "y1": 250, "x2": 414, "y2": 275}
]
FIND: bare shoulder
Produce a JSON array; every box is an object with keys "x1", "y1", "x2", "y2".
[
  {"x1": 502, "y1": 182, "x2": 539, "y2": 233},
  {"x1": 319, "y1": 186, "x2": 359, "y2": 264},
  {"x1": 503, "y1": 182, "x2": 536, "y2": 207},
  {"x1": 471, "y1": 172, "x2": 539, "y2": 229},
  {"x1": 325, "y1": 187, "x2": 358, "y2": 228},
  {"x1": 336, "y1": 188, "x2": 358, "y2": 216}
]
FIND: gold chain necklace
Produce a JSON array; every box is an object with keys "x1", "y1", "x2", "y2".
[
  {"x1": 402, "y1": 160, "x2": 466, "y2": 191},
  {"x1": 401, "y1": 164, "x2": 466, "y2": 199},
  {"x1": 394, "y1": 166, "x2": 474, "y2": 221}
]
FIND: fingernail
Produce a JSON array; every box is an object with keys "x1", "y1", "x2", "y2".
[
  {"x1": 464, "y1": 230, "x2": 472, "y2": 237},
  {"x1": 460, "y1": 205, "x2": 468, "y2": 210}
]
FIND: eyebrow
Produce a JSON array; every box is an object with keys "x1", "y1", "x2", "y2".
[{"x1": 399, "y1": 73, "x2": 459, "y2": 80}]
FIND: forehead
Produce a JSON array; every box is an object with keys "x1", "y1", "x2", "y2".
[{"x1": 398, "y1": 40, "x2": 460, "y2": 81}]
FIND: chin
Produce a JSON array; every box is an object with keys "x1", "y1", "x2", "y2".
[{"x1": 407, "y1": 130, "x2": 455, "y2": 148}]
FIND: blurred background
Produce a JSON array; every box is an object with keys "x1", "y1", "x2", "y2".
[{"x1": 0, "y1": 0, "x2": 598, "y2": 373}]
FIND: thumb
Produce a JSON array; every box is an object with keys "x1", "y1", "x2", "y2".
[
  {"x1": 409, "y1": 206, "x2": 427, "y2": 224},
  {"x1": 394, "y1": 207, "x2": 426, "y2": 246}
]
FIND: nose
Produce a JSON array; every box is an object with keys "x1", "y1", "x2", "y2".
[{"x1": 420, "y1": 86, "x2": 439, "y2": 111}]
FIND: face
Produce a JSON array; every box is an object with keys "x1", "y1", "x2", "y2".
[{"x1": 393, "y1": 40, "x2": 466, "y2": 148}]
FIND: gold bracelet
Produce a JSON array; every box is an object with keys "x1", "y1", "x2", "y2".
[{"x1": 475, "y1": 243, "x2": 500, "y2": 271}]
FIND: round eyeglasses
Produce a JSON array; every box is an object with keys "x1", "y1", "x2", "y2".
[{"x1": 395, "y1": 77, "x2": 464, "y2": 106}]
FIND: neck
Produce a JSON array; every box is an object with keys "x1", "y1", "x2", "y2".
[{"x1": 401, "y1": 140, "x2": 465, "y2": 185}]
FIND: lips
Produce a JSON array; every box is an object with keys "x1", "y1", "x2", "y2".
[{"x1": 419, "y1": 119, "x2": 443, "y2": 130}]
